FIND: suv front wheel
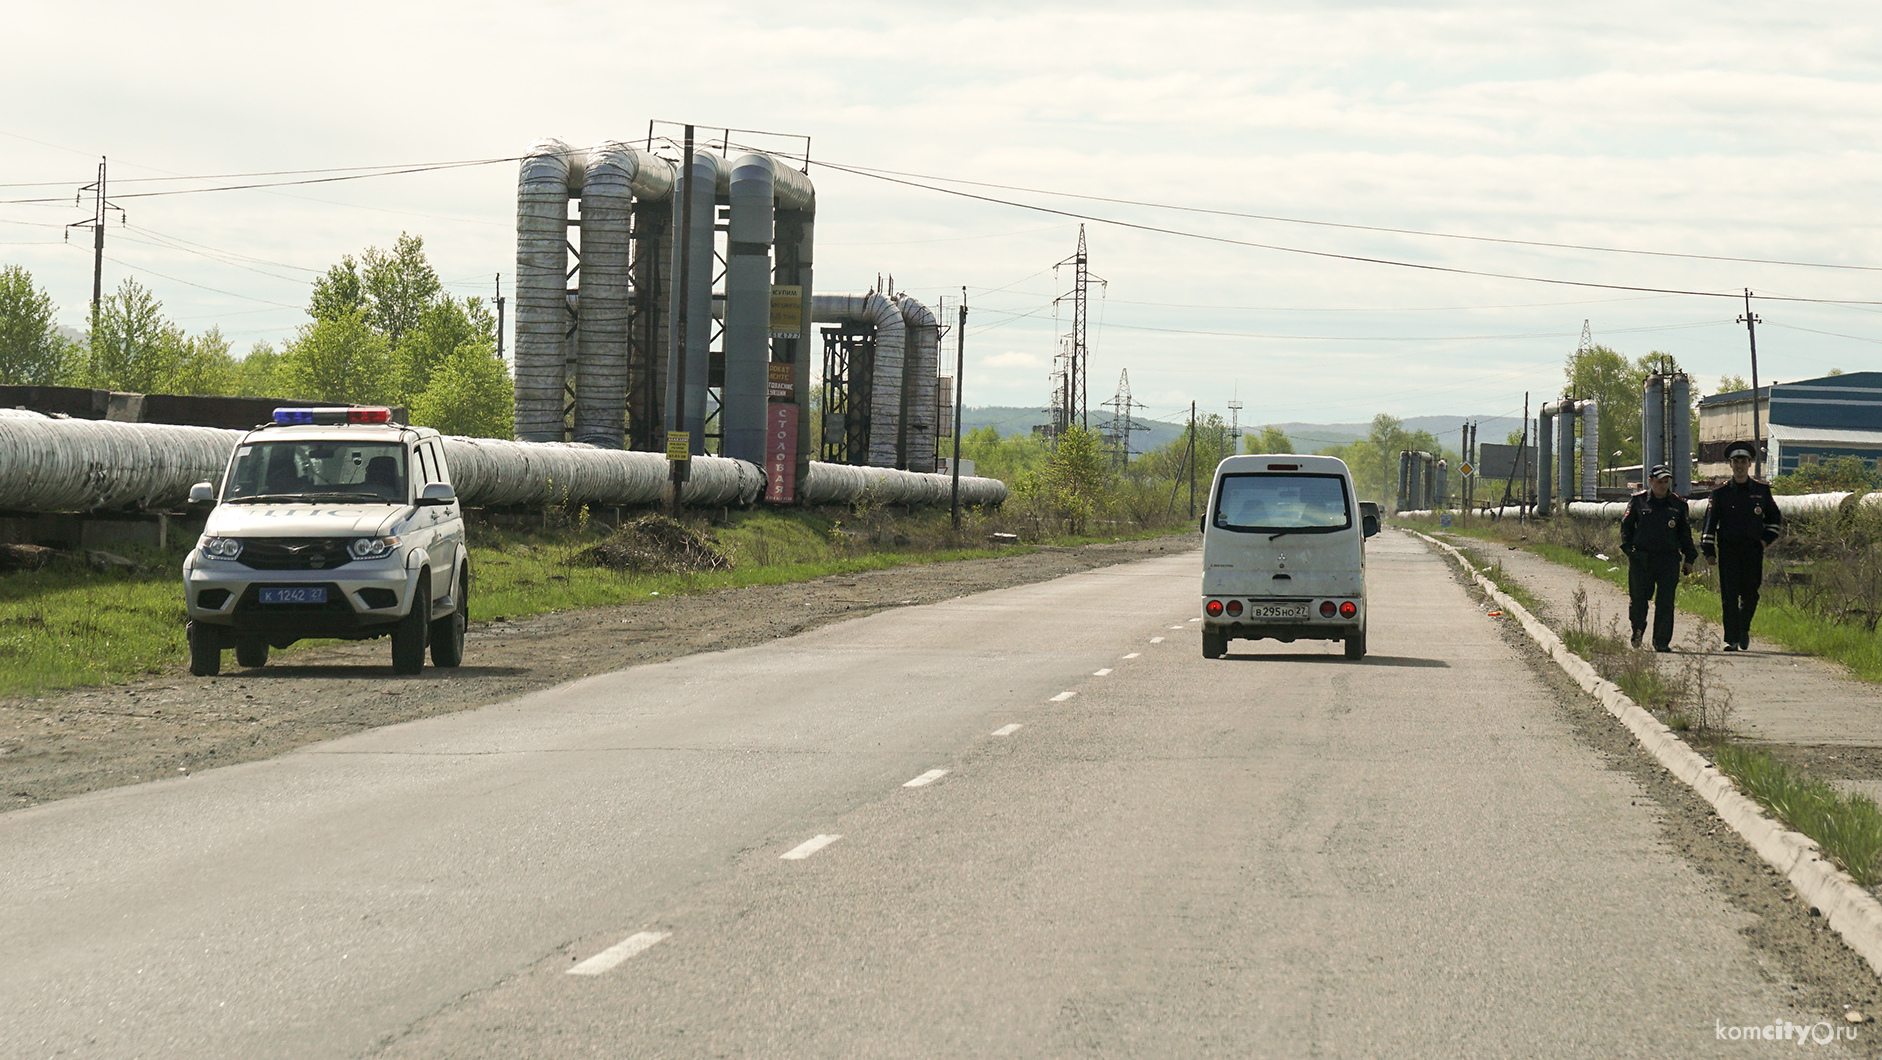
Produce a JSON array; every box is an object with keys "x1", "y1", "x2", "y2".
[
  {"x1": 430, "y1": 564, "x2": 467, "y2": 668},
  {"x1": 188, "y1": 620, "x2": 222, "y2": 677},
  {"x1": 391, "y1": 575, "x2": 430, "y2": 675}
]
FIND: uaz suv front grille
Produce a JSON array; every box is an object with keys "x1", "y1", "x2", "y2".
[{"x1": 237, "y1": 538, "x2": 354, "y2": 570}]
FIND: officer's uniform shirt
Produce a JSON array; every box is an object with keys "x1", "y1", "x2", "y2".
[
  {"x1": 1701, "y1": 478, "x2": 1782, "y2": 556},
  {"x1": 1621, "y1": 490, "x2": 1697, "y2": 561}
]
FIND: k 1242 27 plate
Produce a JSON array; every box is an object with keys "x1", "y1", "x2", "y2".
[{"x1": 259, "y1": 587, "x2": 327, "y2": 604}]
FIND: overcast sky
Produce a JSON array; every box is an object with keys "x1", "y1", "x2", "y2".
[{"x1": 4, "y1": 0, "x2": 1879, "y2": 429}]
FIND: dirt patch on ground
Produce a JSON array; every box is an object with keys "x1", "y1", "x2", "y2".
[
  {"x1": 573, "y1": 514, "x2": 733, "y2": 573},
  {"x1": 0, "y1": 536, "x2": 1196, "y2": 812},
  {"x1": 1431, "y1": 542, "x2": 1882, "y2": 1020}
]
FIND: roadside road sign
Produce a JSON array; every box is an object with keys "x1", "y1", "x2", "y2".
[{"x1": 1459, "y1": 461, "x2": 1474, "y2": 477}]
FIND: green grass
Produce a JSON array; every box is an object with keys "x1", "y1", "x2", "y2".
[
  {"x1": 1717, "y1": 744, "x2": 1882, "y2": 885},
  {"x1": 0, "y1": 507, "x2": 1189, "y2": 699}
]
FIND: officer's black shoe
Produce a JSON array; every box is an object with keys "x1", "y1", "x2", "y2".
[
  {"x1": 1654, "y1": 645, "x2": 1671, "y2": 653},
  {"x1": 1631, "y1": 629, "x2": 1644, "y2": 649},
  {"x1": 1738, "y1": 638, "x2": 1751, "y2": 651},
  {"x1": 1723, "y1": 642, "x2": 1740, "y2": 652}
]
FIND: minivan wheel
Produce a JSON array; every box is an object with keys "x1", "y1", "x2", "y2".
[
  {"x1": 235, "y1": 638, "x2": 268, "y2": 668},
  {"x1": 1203, "y1": 629, "x2": 1227, "y2": 659},
  {"x1": 391, "y1": 576, "x2": 430, "y2": 675},
  {"x1": 430, "y1": 565, "x2": 467, "y2": 668},
  {"x1": 187, "y1": 620, "x2": 221, "y2": 677},
  {"x1": 1344, "y1": 631, "x2": 1367, "y2": 660}
]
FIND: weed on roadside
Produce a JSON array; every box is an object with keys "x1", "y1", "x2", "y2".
[{"x1": 1717, "y1": 743, "x2": 1882, "y2": 885}]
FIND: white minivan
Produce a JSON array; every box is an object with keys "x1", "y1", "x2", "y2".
[{"x1": 1200, "y1": 454, "x2": 1379, "y2": 660}]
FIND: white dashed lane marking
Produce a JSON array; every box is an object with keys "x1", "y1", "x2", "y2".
[
  {"x1": 1123, "y1": 652, "x2": 1140, "y2": 659},
  {"x1": 904, "y1": 769, "x2": 949, "y2": 788},
  {"x1": 1092, "y1": 668, "x2": 1112, "y2": 676},
  {"x1": 1187, "y1": 617, "x2": 1201, "y2": 623},
  {"x1": 1168, "y1": 625, "x2": 1184, "y2": 629},
  {"x1": 780, "y1": 834, "x2": 842, "y2": 860},
  {"x1": 568, "y1": 931, "x2": 670, "y2": 976},
  {"x1": 992, "y1": 724, "x2": 1022, "y2": 736},
  {"x1": 1050, "y1": 691, "x2": 1076, "y2": 702},
  {"x1": 1150, "y1": 637, "x2": 1165, "y2": 644}
]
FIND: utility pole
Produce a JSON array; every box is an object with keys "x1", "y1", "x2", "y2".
[
  {"x1": 668, "y1": 126, "x2": 696, "y2": 514},
  {"x1": 66, "y1": 157, "x2": 122, "y2": 333},
  {"x1": 494, "y1": 273, "x2": 506, "y2": 361},
  {"x1": 950, "y1": 287, "x2": 967, "y2": 531},
  {"x1": 1738, "y1": 289, "x2": 1765, "y2": 478},
  {"x1": 1227, "y1": 394, "x2": 1243, "y2": 454},
  {"x1": 1098, "y1": 369, "x2": 1144, "y2": 470},
  {"x1": 1188, "y1": 400, "x2": 1198, "y2": 520}
]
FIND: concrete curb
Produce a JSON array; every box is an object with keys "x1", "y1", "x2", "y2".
[{"x1": 1411, "y1": 529, "x2": 1882, "y2": 979}]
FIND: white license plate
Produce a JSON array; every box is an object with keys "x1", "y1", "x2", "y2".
[
  {"x1": 259, "y1": 587, "x2": 326, "y2": 604},
  {"x1": 1247, "y1": 602, "x2": 1308, "y2": 620}
]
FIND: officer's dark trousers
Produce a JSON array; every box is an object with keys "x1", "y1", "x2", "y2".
[
  {"x1": 1628, "y1": 551, "x2": 1682, "y2": 649},
  {"x1": 1716, "y1": 538, "x2": 1765, "y2": 645}
]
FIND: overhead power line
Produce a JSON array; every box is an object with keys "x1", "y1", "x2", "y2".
[
  {"x1": 0, "y1": 156, "x2": 521, "y2": 205},
  {"x1": 806, "y1": 158, "x2": 1882, "y2": 307},
  {"x1": 814, "y1": 159, "x2": 1882, "y2": 274}
]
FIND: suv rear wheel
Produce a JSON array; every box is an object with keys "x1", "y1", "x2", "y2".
[
  {"x1": 391, "y1": 576, "x2": 430, "y2": 675},
  {"x1": 1202, "y1": 629, "x2": 1227, "y2": 659},
  {"x1": 187, "y1": 620, "x2": 221, "y2": 677},
  {"x1": 430, "y1": 564, "x2": 467, "y2": 668}
]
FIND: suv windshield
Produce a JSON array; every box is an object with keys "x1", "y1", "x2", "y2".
[
  {"x1": 223, "y1": 441, "x2": 408, "y2": 503},
  {"x1": 1213, "y1": 473, "x2": 1352, "y2": 533}
]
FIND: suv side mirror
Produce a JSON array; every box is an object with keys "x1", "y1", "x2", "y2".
[
  {"x1": 417, "y1": 482, "x2": 456, "y2": 506},
  {"x1": 1362, "y1": 514, "x2": 1380, "y2": 537},
  {"x1": 189, "y1": 482, "x2": 216, "y2": 504}
]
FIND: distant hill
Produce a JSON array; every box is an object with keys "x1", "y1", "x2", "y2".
[{"x1": 960, "y1": 407, "x2": 1527, "y2": 458}]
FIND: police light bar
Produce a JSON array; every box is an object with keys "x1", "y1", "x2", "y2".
[{"x1": 272, "y1": 407, "x2": 393, "y2": 425}]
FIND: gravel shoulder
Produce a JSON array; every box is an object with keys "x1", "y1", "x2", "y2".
[{"x1": 1, "y1": 535, "x2": 1198, "y2": 811}]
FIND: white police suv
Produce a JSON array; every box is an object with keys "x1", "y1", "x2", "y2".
[{"x1": 182, "y1": 407, "x2": 469, "y2": 676}]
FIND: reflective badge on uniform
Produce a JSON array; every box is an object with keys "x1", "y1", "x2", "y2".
[
  {"x1": 1754, "y1": 505, "x2": 1763, "y2": 515},
  {"x1": 1667, "y1": 518, "x2": 1677, "y2": 528}
]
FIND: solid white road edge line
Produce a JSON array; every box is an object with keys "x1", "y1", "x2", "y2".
[
  {"x1": 568, "y1": 931, "x2": 670, "y2": 976},
  {"x1": 1050, "y1": 691, "x2": 1076, "y2": 702},
  {"x1": 1412, "y1": 528, "x2": 1882, "y2": 981},
  {"x1": 905, "y1": 769, "x2": 949, "y2": 787},
  {"x1": 780, "y1": 834, "x2": 842, "y2": 860},
  {"x1": 992, "y1": 724, "x2": 1023, "y2": 736}
]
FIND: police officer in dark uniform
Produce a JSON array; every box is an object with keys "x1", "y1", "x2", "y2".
[
  {"x1": 1621, "y1": 463, "x2": 1696, "y2": 651},
  {"x1": 1701, "y1": 440, "x2": 1783, "y2": 651}
]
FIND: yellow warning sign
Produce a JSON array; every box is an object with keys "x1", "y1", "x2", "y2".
[
  {"x1": 769, "y1": 284, "x2": 804, "y2": 338},
  {"x1": 666, "y1": 430, "x2": 691, "y2": 461}
]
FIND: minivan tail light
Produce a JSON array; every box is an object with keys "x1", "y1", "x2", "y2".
[
  {"x1": 1226, "y1": 599, "x2": 1244, "y2": 617},
  {"x1": 1206, "y1": 599, "x2": 1224, "y2": 617},
  {"x1": 1319, "y1": 600, "x2": 1337, "y2": 618},
  {"x1": 1340, "y1": 601, "x2": 1358, "y2": 618}
]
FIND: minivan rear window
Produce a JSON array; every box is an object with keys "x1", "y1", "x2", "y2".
[{"x1": 1213, "y1": 473, "x2": 1352, "y2": 533}]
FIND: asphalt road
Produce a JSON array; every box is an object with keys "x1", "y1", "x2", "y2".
[{"x1": 2, "y1": 532, "x2": 1858, "y2": 1058}]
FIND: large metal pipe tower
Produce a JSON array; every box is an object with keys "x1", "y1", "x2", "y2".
[
  {"x1": 1537, "y1": 403, "x2": 1558, "y2": 516},
  {"x1": 514, "y1": 139, "x2": 575, "y2": 442}
]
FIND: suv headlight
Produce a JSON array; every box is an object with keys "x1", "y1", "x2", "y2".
[
  {"x1": 199, "y1": 536, "x2": 243, "y2": 560},
  {"x1": 348, "y1": 535, "x2": 400, "y2": 560}
]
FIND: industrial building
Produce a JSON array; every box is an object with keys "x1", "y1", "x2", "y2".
[{"x1": 1697, "y1": 371, "x2": 1882, "y2": 479}]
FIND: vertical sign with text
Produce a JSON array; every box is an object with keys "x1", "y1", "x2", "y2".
[{"x1": 766, "y1": 403, "x2": 798, "y2": 503}]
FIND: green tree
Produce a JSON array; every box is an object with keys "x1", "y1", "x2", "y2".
[
  {"x1": 1245, "y1": 424, "x2": 1293, "y2": 455},
  {"x1": 1563, "y1": 344, "x2": 1648, "y2": 470},
  {"x1": 0, "y1": 264, "x2": 76, "y2": 385},
  {"x1": 231, "y1": 342, "x2": 284, "y2": 397},
  {"x1": 396, "y1": 295, "x2": 494, "y2": 403},
  {"x1": 278, "y1": 309, "x2": 394, "y2": 404},
  {"x1": 409, "y1": 340, "x2": 513, "y2": 438},
  {"x1": 86, "y1": 278, "x2": 183, "y2": 392},
  {"x1": 362, "y1": 233, "x2": 441, "y2": 350},
  {"x1": 171, "y1": 326, "x2": 238, "y2": 396},
  {"x1": 1040, "y1": 425, "x2": 1112, "y2": 534},
  {"x1": 1717, "y1": 374, "x2": 1750, "y2": 395},
  {"x1": 961, "y1": 425, "x2": 1051, "y2": 483},
  {"x1": 1771, "y1": 455, "x2": 1881, "y2": 495},
  {"x1": 309, "y1": 257, "x2": 365, "y2": 324}
]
